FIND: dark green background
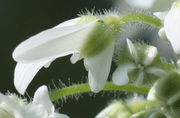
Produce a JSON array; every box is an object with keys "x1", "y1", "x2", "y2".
[{"x1": 0, "y1": 0, "x2": 124, "y2": 118}]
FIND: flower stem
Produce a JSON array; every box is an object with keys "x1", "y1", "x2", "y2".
[
  {"x1": 120, "y1": 14, "x2": 163, "y2": 27},
  {"x1": 49, "y1": 82, "x2": 150, "y2": 101}
]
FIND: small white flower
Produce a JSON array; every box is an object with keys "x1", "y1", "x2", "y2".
[
  {"x1": 112, "y1": 39, "x2": 166, "y2": 85},
  {"x1": 13, "y1": 15, "x2": 120, "y2": 94},
  {"x1": 0, "y1": 86, "x2": 69, "y2": 118}
]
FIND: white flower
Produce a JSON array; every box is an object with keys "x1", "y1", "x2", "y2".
[
  {"x1": 112, "y1": 39, "x2": 166, "y2": 85},
  {"x1": 13, "y1": 15, "x2": 120, "y2": 94},
  {"x1": 0, "y1": 85, "x2": 69, "y2": 118}
]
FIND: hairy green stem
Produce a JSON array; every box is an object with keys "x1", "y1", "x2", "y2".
[
  {"x1": 120, "y1": 14, "x2": 163, "y2": 27},
  {"x1": 50, "y1": 82, "x2": 150, "y2": 101}
]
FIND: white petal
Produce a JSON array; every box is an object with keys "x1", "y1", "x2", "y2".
[
  {"x1": 54, "y1": 17, "x2": 80, "y2": 28},
  {"x1": 112, "y1": 63, "x2": 135, "y2": 85},
  {"x1": 143, "y1": 46, "x2": 157, "y2": 66},
  {"x1": 13, "y1": 21, "x2": 96, "y2": 63},
  {"x1": 164, "y1": 2, "x2": 180, "y2": 55},
  {"x1": 147, "y1": 85, "x2": 157, "y2": 100},
  {"x1": 33, "y1": 86, "x2": 54, "y2": 113},
  {"x1": 126, "y1": 39, "x2": 138, "y2": 62},
  {"x1": 145, "y1": 67, "x2": 166, "y2": 76},
  {"x1": 70, "y1": 53, "x2": 82, "y2": 64},
  {"x1": 14, "y1": 60, "x2": 51, "y2": 94},
  {"x1": 125, "y1": 0, "x2": 155, "y2": 9},
  {"x1": 24, "y1": 105, "x2": 48, "y2": 118},
  {"x1": 158, "y1": 27, "x2": 168, "y2": 41},
  {"x1": 134, "y1": 72, "x2": 144, "y2": 85},
  {"x1": 84, "y1": 42, "x2": 115, "y2": 92},
  {"x1": 49, "y1": 113, "x2": 69, "y2": 118}
]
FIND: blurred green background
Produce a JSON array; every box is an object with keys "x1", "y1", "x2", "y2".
[{"x1": 0, "y1": 0, "x2": 125, "y2": 118}]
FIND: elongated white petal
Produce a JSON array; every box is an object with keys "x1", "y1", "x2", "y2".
[
  {"x1": 33, "y1": 86, "x2": 54, "y2": 113},
  {"x1": 84, "y1": 42, "x2": 115, "y2": 92},
  {"x1": 14, "y1": 60, "x2": 51, "y2": 94},
  {"x1": 143, "y1": 46, "x2": 157, "y2": 66},
  {"x1": 145, "y1": 67, "x2": 166, "y2": 76},
  {"x1": 13, "y1": 21, "x2": 96, "y2": 63},
  {"x1": 164, "y1": 2, "x2": 180, "y2": 55},
  {"x1": 126, "y1": 39, "x2": 138, "y2": 62},
  {"x1": 125, "y1": 0, "x2": 155, "y2": 9},
  {"x1": 112, "y1": 63, "x2": 135, "y2": 85}
]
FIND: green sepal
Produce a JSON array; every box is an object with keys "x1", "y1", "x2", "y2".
[{"x1": 81, "y1": 20, "x2": 118, "y2": 57}]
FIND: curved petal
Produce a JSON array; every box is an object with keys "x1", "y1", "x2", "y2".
[
  {"x1": 134, "y1": 72, "x2": 144, "y2": 85},
  {"x1": 126, "y1": 39, "x2": 138, "y2": 62},
  {"x1": 33, "y1": 86, "x2": 54, "y2": 113},
  {"x1": 13, "y1": 21, "x2": 96, "y2": 63},
  {"x1": 147, "y1": 85, "x2": 157, "y2": 100},
  {"x1": 164, "y1": 2, "x2": 180, "y2": 55},
  {"x1": 84, "y1": 42, "x2": 115, "y2": 93},
  {"x1": 145, "y1": 67, "x2": 166, "y2": 76},
  {"x1": 14, "y1": 60, "x2": 51, "y2": 94},
  {"x1": 125, "y1": 0, "x2": 155, "y2": 9},
  {"x1": 112, "y1": 63, "x2": 135, "y2": 85},
  {"x1": 143, "y1": 46, "x2": 157, "y2": 66}
]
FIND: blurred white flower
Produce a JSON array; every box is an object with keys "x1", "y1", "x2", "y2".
[
  {"x1": 13, "y1": 15, "x2": 119, "y2": 94},
  {"x1": 0, "y1": 86, "x2": 69, "y2": 118},
  {"x1": 114, "y1": 0, "x2": 175, "y2": 12},
  {"x1": 156, "y1": 1, "x2": 180, "y2": 56}
]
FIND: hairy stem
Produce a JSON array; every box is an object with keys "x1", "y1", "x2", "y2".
[
  {"x1": 120, "y1": 14, "x2": 163, "y2": 27},
  {"x1": 50, "y1": 82, "x2": 150, "y2": 101}
]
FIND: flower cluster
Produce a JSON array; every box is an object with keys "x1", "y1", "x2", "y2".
[{"x1": 2, "y1": 0, "x2": 179, "y2": 117}]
